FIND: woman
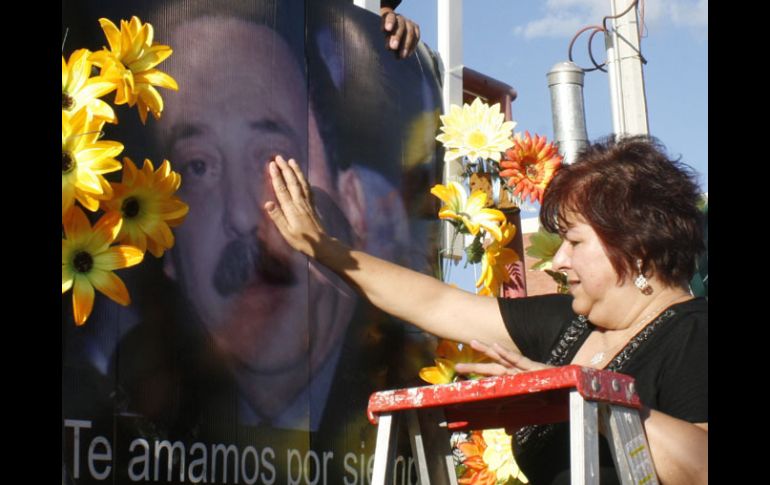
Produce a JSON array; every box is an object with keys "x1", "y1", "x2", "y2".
[{"x1": 263, "y1": 136, "x2": 707, "y2": 484}]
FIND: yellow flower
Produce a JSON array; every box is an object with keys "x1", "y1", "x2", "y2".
[
  {"x1": 62, "y1": 109, "x2": 123, "y2": 216},
  {"x1": 102, "y1": 158, "x2": 189, "y2": 257},
  {"x1": 499, "y1": 132, "x2": 563, "y2": 204},
  {"x1": 482, "y1": 429, "x2": 528, "y2": 484},
  {"x1": 431, "y1": 182, "x2": 506, "y2": 241},
  {"x1": 62, "y1": 49, "x2": 117, "y2": 123},
  {"x1": 89, "y1": 16, "x2": 178, "y2": 124},
  {"x1": 436, "y1": 98, "x2": 516, "y2": 163},
  {"x1": 419, "y1": 340, "x2": 491, "y2": 384},
  {"x1": 419, "y1": 357, "x2": 456, "y2": 385},
  {"x1": 476, "y1": 223, "x2": 520, "y2": 297},
  {"x1": 62, "y1": 208, "x2": 144, "y2": 325}
]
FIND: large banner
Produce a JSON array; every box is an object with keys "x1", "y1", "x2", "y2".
[{"x1": 62, "y1": 1, "x2": 443, "y2": 483}]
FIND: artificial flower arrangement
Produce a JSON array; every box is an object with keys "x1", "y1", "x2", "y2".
[
  {"x1": 62, "y1": 16, "x2": 188, "y2": 326},
  {"x1": 419, "y1": 98, "x2": 565, "y2": 484},
  {"x1": 431, "y1": 98, "x2": 563, "y2": 297}
]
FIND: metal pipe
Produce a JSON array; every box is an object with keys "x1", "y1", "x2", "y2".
[{"x1": 547, "y1": 61, "x2": 589, "y2": 165}]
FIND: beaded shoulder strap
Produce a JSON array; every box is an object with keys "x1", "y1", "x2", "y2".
[{"x1": 514, "y1": 309, "x2": 677, "y2": 452}]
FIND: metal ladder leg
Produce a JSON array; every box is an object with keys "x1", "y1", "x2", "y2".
[
  {"x1": 371, "y1": 413, "x2": 399, "y2": 485},
  {"x1": 601, "y1": 404, "x2": 659, "y2": 485},
  {"x1": 406, "y1": 408, "x2": 458, "y2": 485},
  {"x1": 569, "y1": 390, "x2": 600, "y2": 485}
]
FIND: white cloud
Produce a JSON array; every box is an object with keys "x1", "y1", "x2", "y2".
[
  {"x1": 514, "y1": 0, "x2": 708, "y2": 40},
  {"x1": 669, "y1": 0, "x2": 708, "y2": 30}
]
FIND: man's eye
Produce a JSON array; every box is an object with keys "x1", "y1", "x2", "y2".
[{"x1": 188, "y1": 159, "x2": 207, "y2": 176}]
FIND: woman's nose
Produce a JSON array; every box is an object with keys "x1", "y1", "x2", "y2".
[{"x1": 552, "y1": 240, "x2": 571, "y2": 271}]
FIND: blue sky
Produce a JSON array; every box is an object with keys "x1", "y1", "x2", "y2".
[
  {"x1": 398, "y1": 0, "x2": 708, "y2": 199},
  {"x1": 396, "y1": 0, "x2": 707, "y2": 290}
]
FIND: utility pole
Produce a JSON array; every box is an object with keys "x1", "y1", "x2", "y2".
[
  {"x1": 352, "y1": 0, "x2": 379, "y2": 13},
  {"x1": 605, "y1": 0, "x2": 649, "y2": 137},
  {"x1": 438, "y1": 0, "x2": 465, "y2": 261}
]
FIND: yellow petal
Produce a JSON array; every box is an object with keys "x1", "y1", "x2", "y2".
[
  {"x1": 76, "y1": 190, "x2": 105, "y2": 212},
  {"x1": 61, "y1": 55, "x2": 68, "y2": 89},
  {"x1": 418, "y1": 358, "x2": 455, "y2": 384},
  {"x1": 63, "y1": 206, "x2": 90, "y2": 240},
  {"x1": 147, "y1": 221, "x2": 174, "y2": 252},
  {"x1": 129, "y1": 45, "x2": 173, "y2": 72},
  {"x1": 62, "y1": 184, "x2": 75, "y2": 217},
  {"x1": 72, "y1": 274, "x2": 95, "y2": 326},
  {"x1": 88, "y1": 268, "x2": 130, "y2": 306},
  {"x1": 135, "y1": 69, "x2": 178, "y2": 90},
  {"x1": 76, "y1": 80, "x2": 117, "y2": 105},
  {"x1": 88, "y1": 99, "x2": 117, "y2": 123},
  {"x1": 95, "y1": 245, "x2": 145, "y2": 270},
  {"x1": 97, "y1": 18, "x2": 121, "y2": 55},
  {"x1": 62, "y1": 271, "x2": 74, "y2": 294},
  {"x1": 91, "y1": 212, "x2": 123, "y2": 249}
]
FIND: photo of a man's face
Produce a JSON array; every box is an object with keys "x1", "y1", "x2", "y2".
[
  {"x1": 158, "y1": 16, "x2": 361, "y2": 423},
  {"x1": 63, "y1": 3, "x2": 443, "y2": 480}
]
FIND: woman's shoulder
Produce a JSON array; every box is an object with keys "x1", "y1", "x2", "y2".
[
  {"x1": 646, "y1": 297, "x2": 707, "y2": 354},
  {"x1": 668, "y1": 297, "x2": 708, "y2": 328}
]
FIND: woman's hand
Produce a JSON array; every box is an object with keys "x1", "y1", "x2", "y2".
[
  {"x1": 454, "y1": 339, "x2": 553, "y2": 377},
  {"x1": 264, "y1": 156, "x2": 327, "y2": 258}
]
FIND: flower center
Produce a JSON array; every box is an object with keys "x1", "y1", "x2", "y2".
[
  {"x1": 121, "y1": 197, "x2": 140, "y2": 218},
  {"x1": 525, "y1": 164, "x2": 540, "y2": 180},
  {"x1": 467, "y1": 131, "x2": 488, "y2": 149},
  {"x1": 73, "y1": 251, "x2": 94, "y2": 273},
  {"x1": 62, "y1": 92, "x2": 74, "y2": 110},
  {"x1": 62, "y1": 152, "x2": 75, "y2": 173}
]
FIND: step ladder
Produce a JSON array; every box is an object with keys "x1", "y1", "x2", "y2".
[{"x1": 366, "y1": 365, "x2": 658, "y2": 485}]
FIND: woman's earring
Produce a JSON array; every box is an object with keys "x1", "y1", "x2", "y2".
[{"x1": 634, "y1": 259, "x2": 653, "y2": 295}]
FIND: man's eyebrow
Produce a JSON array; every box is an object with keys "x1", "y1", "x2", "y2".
[
  {"x1": 169, "y1": 122, "x2": 206, "y2": 145},
  {"x1": 249, "y1": 118, "x2": 298, "y2": 141}
]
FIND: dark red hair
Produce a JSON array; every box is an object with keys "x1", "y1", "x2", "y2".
[{"x1": 540, "y1": 136, "x2": 704, "y2": 287}]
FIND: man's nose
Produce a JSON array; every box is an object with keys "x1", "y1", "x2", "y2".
[
  {"x1": 552, "y1": 240, "x2": 571, "y2": 272},
  {"x1": 223, "y1": 173, "x2": 261, "y2": 238}
]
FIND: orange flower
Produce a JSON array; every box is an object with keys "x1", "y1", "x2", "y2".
[
  {"x1": 458, "y1": 432, "x2": 497, "y2": 485},
  {"x1": 499, "y1": 132, "x2": 562, "y2": 204}
]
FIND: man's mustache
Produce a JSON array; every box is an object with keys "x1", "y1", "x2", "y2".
[{"x1": 213, "y1": 236, "x2": 296, "y2": 297}]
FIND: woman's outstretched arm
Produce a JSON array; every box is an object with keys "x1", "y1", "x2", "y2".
[{"x1": 264, "y1": 156, "x2": 515, "y2": 349}]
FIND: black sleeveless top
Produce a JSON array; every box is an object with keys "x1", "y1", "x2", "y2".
[{"x1": 497, "y1": 294, "x2": 708, "y2": 484}]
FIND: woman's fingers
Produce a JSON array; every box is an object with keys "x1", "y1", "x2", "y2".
[
  {"x1": 287, "y1": 158, "x2": 313, "y2": 202},
  {"x1": 268, "y1": 160, "x2": 295, "y2": 214},
  {"x1": 274, "y1": 156, "x2": 306, "y2": 207},
  {"x1": 454, "y1": 362, "x2": 515, "y2": 377},
  {"x1": 469, "y1": 340, "x2": 551, "y2": 372},
  {"x1": 470, "y1": 339, "x2": 507, "y2": 365},
  {"x1": 264, "y1": 200, "x2": 291, "y2": 238}
]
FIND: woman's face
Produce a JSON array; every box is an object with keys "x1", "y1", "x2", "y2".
[{"x1": 552, "y1": 215, "x2": 632, "y2": 327}]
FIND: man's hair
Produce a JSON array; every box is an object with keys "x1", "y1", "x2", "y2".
[{"x1": 540, "y1": 135, "x2": 705, "y2": 287}]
